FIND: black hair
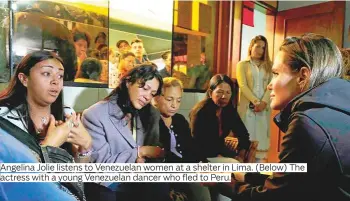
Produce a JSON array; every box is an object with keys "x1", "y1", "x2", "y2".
[
  {"x1": 80, "y1": 57, "x2": 102, "y2": 80},
  {"x1": 105, "y1": 62, "x2": 163, "y2": 116},
  {"x1": 95, "y1": 32, "x2": 107, "y2": 44},
  {"x1": 0, "y1": 50, "x2": 64, "y2": 138},
  {"x1": 190, "y1": 74, "x2": 239, "y2": 130},
  {"x1": 116, "y1": 40, "x2": 129, "y2": 48},
  {"x1": 73, "y1": 29, "x2": 90, "y2": 48}
]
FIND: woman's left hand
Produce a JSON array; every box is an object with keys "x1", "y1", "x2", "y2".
[
  {"x1": 65, "y1": 113, "x2": 92, "y2": 152},
  {"x1": 254, "y1": 101, "x2": 267, "y2": 112}
]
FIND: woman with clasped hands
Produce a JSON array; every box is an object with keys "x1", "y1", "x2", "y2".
[
  {"x1": 0, "y1": 51, "x2": 92, "y2": 200},
  {"x1": 230, "y1": 33, "x2": 350, "y2": 201},
  {"x1": 0, "y1": 51, "x2": 91, "y2": 160},
  {"x1": 82, "y1": 63, "x2": 169, "y2": 201}
]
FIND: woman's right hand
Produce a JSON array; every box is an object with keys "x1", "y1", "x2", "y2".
[
  {"x1": 138, "y1": 146, "x2": 165, "y2": 159},
  {"x1": 232, "y1": 172, "x2": 246, "y2": 182},
  {"x1": 41, "y1": 115, "x2": 72, "y2": 147}
]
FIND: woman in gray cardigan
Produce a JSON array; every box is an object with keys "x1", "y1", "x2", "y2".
[{"x1": 82, "y1": 63, "x2": 170, "y2": 201}]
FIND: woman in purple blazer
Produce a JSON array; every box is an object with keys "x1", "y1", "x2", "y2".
[{"x1": 82, "y1": 63, "x2": 170, "y2": 201}]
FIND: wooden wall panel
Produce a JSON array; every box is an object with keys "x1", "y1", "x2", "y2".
[{"x1": 178, "y1": 1, "x2": 192, "y2": 30}]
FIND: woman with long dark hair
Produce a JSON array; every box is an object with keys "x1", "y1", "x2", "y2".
[
  {"x1": 82, "y1": 63, "x2": 170, "y2": 201},
  {"x1": 190, "y1": 74, "x2": 251, "y2": 162},
  {"x1": 0, "y1": 50, "x2": 92, "y2": 201}
]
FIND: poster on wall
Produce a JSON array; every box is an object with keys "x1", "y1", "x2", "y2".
[{"x1": 8, "y1": 0, "x2": 109, "y2": 84}]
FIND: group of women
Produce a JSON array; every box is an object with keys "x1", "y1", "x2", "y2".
[{"x1": 1, "y1": 32, "x2": 350, "y2": 201}]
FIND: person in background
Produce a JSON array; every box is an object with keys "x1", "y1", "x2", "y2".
[
  {"x1": 131, "y1": 38, "x2": 149, "y2": 64},
  {"x1": 108, "y1": 48, "x2": 119, "y2": 88},
  {"x1": 116, "y1": 39, "x2": 131, "y2": 55},
  {"x1": 73, "y1": 29, "x2": 90, "y2": 78},
  {"x1": 340, "y1": 48, "x2": 350, "y2": 80},
  {"x1": 159, "y1": 51, "x2": 172, "y2": 78},
  {"x1": 230, "y1": 33, "x2": 350, "y2": 201},
  {"x1": 94, "y1": 32, "x2": 107, "y2": 49},
  {"x1": 97, "y1": 45, "x2": 109, "y2": 83},
  {"x1": 0, "y1": 51, "x2": 92, "y2": 201},
  {"x1": 153, "y1": 77, "x2": 211, "y2": 201},
  {"x1": 74, "y1": 57, "x2": 102, "y2": 83},
  {"x1": 82, "y1": 63, "x2": 170, "y2": 201},
  {"x1": 236, "y1": 35, "x2": 272, "y2": 156},
  {"x1": 117, "y1": 52, "x2": 136, "y2": 79}
]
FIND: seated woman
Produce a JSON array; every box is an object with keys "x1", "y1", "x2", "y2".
[
  {"x1": 82, "y1": 63, "x2": 170, "y2": 201},
  {"x1": 230, "y1": 33, "x2": 350, "y2": 201},
  {"x1": 190, "y1": 74, "x2": 251, "y2": 162},
  {"x1": 154, "y1": 77, "x2": 201, "y2": 162},
  {"x1": 0, "y1": 51, "x2": 92, "y2": 201},
  {"x1": 153, "y1": 77, "x2": 211, "y2": 201}
]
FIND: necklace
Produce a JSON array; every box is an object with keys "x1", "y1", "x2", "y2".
[
  {"x1": 251, "y1": 60, "x2": 262, "y2": 67},
  {"x1": 36, "y1": 116, "x2": 48, "y2": 135}
]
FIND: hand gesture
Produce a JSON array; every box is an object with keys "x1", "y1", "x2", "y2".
[
  {"x1": 41, "y1": 115, "x2": 71, "y2": 147},
  {"x1": 254, "y1": 101, "x2": 267, "y2": 112},
  {"x1": 78, "y1": 51, "x2": 87, "y2": 62},
  {"x1": 139, "y1": 146, "x2": 165, "y2": 159},
  {"x1": 65, "y1": 113, "x2": 92, "y2": 152}
]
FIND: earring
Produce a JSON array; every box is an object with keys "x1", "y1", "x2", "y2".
[{"x1": 300, "y1": 83, "x2": 306, "y2": 93}]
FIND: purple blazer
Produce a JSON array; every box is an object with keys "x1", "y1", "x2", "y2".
[{"x1": 82, "y1": 95, "x2": 160, "y2": 164}]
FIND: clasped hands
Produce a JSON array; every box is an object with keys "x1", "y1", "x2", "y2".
[
  {"x1": 136, "y1": 146, "x2": 165, "y2": 163},
  {"x1": 40, "y1": 113, "x2": 92, "y2": 153},
  {"x1": 253, "y1": 101, "x2": 267, "y2": 113}
]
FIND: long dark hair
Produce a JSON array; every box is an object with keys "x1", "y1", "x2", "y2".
[
  {"x1": 105, "y1": 62, "x2": 163, "y2": 116},
  {"x1": 190, "y1": 74, "x2": 238, "y2": 130},
  {"x1": 0, "y1": 50, "x2": 64, "y2": 136}
]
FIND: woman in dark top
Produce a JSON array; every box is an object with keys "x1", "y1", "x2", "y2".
[
  {"x1": 154, "y1": 77, "x2": 211, "y2": 201},
  {"x1": 155, "y1": 77, "x2": 203, "y2": 163},
  {"x1": 190, "y1": 74, "x2": 250, "y2": 162},
  {"x1": 229, "y1": 33, "x2": 350, "y2": 201}
]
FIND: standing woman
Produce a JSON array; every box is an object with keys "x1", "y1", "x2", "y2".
[
  {"x1": 236, "y1": 35, "x2": 272, "y2": 153},
  {"x1": 0, "y1": 51, "x2": 92, "y2": 201},
  {"x1": 82, "y1": 63, "x2": 170, "y2": 201}
]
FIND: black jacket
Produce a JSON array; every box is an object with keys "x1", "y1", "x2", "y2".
[
  {"x1": 236, "y1": 78, "x2": 350, "y2": 201},
  {"x1": 159, "y1": 113, "x2": 203, "y2": 162},
  {"x1": 191, "y1": 99, "x2": 250, "y2": 159}
]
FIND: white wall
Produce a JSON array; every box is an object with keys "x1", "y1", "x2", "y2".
[
  {"x1": 240, "y1": 8, "x2": 267, "y2": 60},
  {"x1": 278, "y1": 0, "x2": 350, "y2": 48}
]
